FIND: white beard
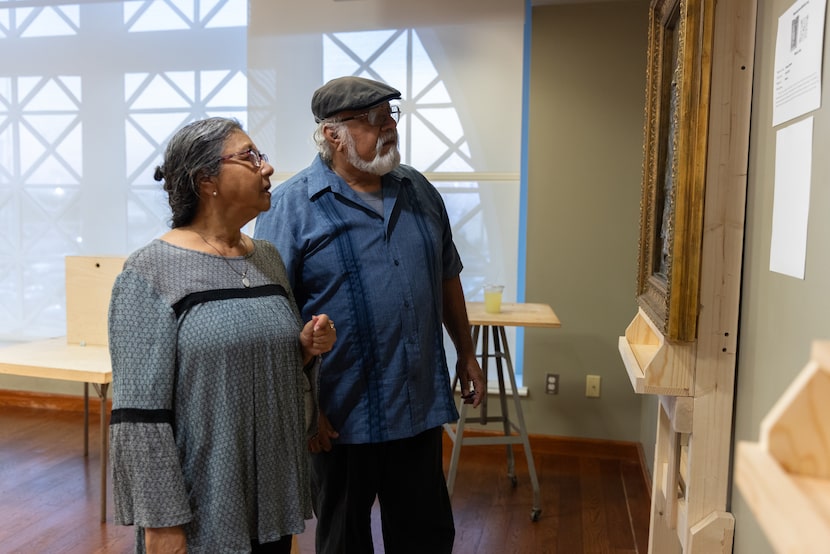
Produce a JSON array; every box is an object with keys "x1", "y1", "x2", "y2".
[{"x1": 343, "y1": 131, "x2": 401, "y2": 175}]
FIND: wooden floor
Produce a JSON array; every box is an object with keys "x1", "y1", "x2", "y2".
[{"x1": 0, "y1": 405, "x2": 650, "y2": 553}]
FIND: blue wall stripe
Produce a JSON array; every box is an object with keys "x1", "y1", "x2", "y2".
[{"x1": 515, "y1": 0, "x2": 532, "y2": 380}]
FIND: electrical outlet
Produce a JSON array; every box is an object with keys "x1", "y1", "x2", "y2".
[
  {"x1": 545, "y1": 373, "x2": 559, "y2": 394},
  {"x1": 586, "y1": 375, "x2": 601, "y2": 398}
]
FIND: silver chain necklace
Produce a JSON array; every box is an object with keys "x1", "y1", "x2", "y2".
[{"x1": 194, "y1": 231, "x2": 251, "y2": 288}]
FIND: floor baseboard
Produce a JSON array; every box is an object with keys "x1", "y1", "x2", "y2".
[
  {"x1": 442, "y1": 423, "x2": 644, "y2": 463},
  {"x1": 1, "y1": 388, "x2": 646, "y2": 467},
  {"x1": 0, "y1": 388, "x2": 112, "y2": 414}
]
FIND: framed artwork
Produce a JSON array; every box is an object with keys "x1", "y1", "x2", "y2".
[{"x1": 636, "y1": 0, "x2": 715, "y2": 342}]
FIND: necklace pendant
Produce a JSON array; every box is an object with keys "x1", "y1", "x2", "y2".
[{"x1": 242, "y1": 275, "x2": 251, "y2": 288}]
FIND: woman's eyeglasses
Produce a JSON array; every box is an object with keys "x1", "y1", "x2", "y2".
[{"x1": 219, "y1": 148, "x2": 269, "y2": 168}]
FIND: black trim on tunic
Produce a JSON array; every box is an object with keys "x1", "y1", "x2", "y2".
[
  {"x1": 172, "y1": 284, "x2": 288, "y2": 318},
  {"x1": 111, "y1": 408, "x2": 174, "y2": 425}
]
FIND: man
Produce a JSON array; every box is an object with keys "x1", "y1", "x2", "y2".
[{"x1": 254, "y1": 76, "x2": 486, "y2": 554}]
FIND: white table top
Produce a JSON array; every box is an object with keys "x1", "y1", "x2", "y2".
[
  {"x1": 0, "y1": 337, "x2": 111, "y2": 384},
  {"x1": 465, "y1": 302, "x2": 561, "y2": 328}
]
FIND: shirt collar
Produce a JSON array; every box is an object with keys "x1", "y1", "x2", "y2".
[
  {"x1": 306, "y1": 155, "x2": 342, "y2": 199},
  {"x1": 307, "y1": 155, "x2": 407, "y2": 200}
]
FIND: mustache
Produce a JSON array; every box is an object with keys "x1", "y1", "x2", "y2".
[{"x1": 377, "y1": 130, "x2": 398, "y2": 149}]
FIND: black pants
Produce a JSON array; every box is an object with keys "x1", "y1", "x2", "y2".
[
  {"x1": 251, "y1": 535, "x2": 293, "y2": 554},
  {"x1": 311, "y1": 427, "x2": 455, "y2": 554}
]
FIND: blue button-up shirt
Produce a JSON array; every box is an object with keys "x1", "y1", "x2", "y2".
[{"x1": 254, "y1": 156, "x2": 462, "y2": 444}]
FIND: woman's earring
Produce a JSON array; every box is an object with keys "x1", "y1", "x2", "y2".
[{"x1": 212, "y1": 191, "x2": 218, "y2": 197}]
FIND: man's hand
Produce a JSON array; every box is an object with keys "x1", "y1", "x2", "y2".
[
  {"x1": 145, "y1": 526, "x2": 186, "y2": 554},
  {"x1": 456, "y1": 356, "x2": 486, "y2": 408},
  {"x1": 308, "y1": 412, "x2": 340, "y2": 453}
]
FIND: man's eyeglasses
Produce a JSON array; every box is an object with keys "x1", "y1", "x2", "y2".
[
  {"x1": 338, "y1": 104, "x2": 401, "y2": 127},
  {"x1": 219, "y1": 148, "x2": 269, "y2": 168}
]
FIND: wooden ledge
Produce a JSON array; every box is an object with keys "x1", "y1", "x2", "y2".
[
  {"x1": 735, "y1": 340, "x2": 830, "y2": 552},
  {"x1": 736, "y1": 441, "x2": 830, "y2": 551},
  {"x1": 618, "y1": 309, "x2": 695, "y2": 396}
]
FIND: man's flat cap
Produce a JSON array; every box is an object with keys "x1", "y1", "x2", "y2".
[{"x1": 312, "y1": 76, "x2": 401, "y2": 122}]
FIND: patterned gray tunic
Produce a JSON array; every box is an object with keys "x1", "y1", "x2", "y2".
[{"x1": 108, "y1": 239, "x2": 313, "y2": 553}]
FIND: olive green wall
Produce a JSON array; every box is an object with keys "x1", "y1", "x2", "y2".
[
  {"x1": 523, "y1": 1, "x2": 651, "y2": 446},
  {"x1": 528, "y1": 2, "x2": 830, "y2": 553},
  {"x1": 730, "y1": 2, "x2": 830, "y2": 552}
]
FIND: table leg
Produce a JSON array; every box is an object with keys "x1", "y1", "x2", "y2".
[
  {"x1": 498, "y1": 326, "x2": 542, "y2": 520},
  {"x1": 491, "y1": 327, "x2": 516, "y2": 482},
  {"x1": 480, "y1": 326, "x2": 489, "y2": 425},
  {"x1": 97, "y1": 383, "x2": 109, "y2": 523},
  {"x1": 445, "y1": 400, "x2": 469, "y2": 496},
  {"x1": 84, "y1": 383, "x2": 89, "y2": 456},
  {"x1": 445, "y1": 324, "x2": 481, "y2": 496},
  {"x1": 471, "y1": 325, "x2": 480, "y2": 355}
]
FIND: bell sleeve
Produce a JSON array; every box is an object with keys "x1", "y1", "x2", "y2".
[{"x1": 108, "y1": 268, "x2": 192, "y2": 528}]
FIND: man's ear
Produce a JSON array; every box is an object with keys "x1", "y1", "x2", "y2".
[{"x1": 323, "y1": 125, "x2": 339, "y2": 143}]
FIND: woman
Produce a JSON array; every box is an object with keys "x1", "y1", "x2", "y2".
[{"x1": 108, "y1": 117, "x2": 335, "y2": 554}]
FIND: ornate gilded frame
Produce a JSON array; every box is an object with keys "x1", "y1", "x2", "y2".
[{"x1": 636, "y1": 0, "x2": 715, "y2": 342}]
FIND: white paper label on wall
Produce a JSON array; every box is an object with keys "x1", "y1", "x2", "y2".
[
  {"x1": 772, "y1": 0, "x2": 827, "y2": 127},
  {"x1": 770, "y1": 116, "x2": 813, "y2": 279}
]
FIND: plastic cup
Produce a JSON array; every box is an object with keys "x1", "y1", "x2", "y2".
[{"x1": 484, "y1": 284, "x2": 504, "y2": 313}]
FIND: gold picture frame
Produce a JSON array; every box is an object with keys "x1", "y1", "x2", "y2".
[{"x1": 636, "y1": 0, "x2": 715, "y2": 342}]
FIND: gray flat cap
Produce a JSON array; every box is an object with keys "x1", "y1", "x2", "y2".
[{"x1": 312, "y1": 76, "x2": 401, "y2": 122}]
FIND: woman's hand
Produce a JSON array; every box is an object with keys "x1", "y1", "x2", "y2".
[
  {"x1": 145, "y1": 526, "x2": 186, "y2": 554},
  {"x1": 308, "y1": 412, "x2": 339, "y2": 454},
  {"x1": 300, "y1": 314, "x2": 337, "y2": 364}
]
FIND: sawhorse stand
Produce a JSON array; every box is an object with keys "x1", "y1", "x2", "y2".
[{"x1": 443, "y1": 302, "x2": 561, "y2": 522}]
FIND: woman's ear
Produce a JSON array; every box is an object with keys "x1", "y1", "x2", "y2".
[{"x1": 196, "y1": 172, "x2": 217, "y2": 197}]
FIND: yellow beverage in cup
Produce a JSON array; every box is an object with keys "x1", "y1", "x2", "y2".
[{"x1": 484, "y1": 285, "x2": 504, "y2": 313}]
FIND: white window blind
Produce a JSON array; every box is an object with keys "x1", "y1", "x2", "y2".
[
  {"x1": 0, "y1": 0, "x2": 247, "y2": 341},
  {"x1": 0, "y1": 0, "x2": 527, "y2": 385},
  {"x1": 248, "y1": 0, "x2": 525, "y2": 381}
]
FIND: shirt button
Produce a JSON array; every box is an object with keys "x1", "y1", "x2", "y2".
[
  {"x1": 394, "y1": 259, "x2": 400, "y2": 266},
  {"x1": 404, "y1": 301, "x2": 410, "y2": 308}
]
